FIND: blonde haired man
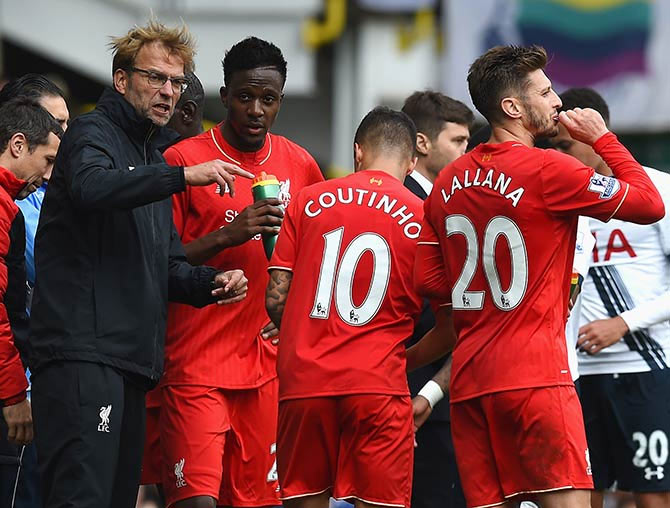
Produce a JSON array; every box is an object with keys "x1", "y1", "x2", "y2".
[{"x1": 28, "y1": 21, "x2": 252, "y2": 508}]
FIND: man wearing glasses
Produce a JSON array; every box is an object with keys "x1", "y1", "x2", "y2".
[{"x1": 27, "y1": 21, "x2": 253, "y2": 508}]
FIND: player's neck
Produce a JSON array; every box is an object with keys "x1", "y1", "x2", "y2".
[
  {"x1": 358, "y1": 157, "x2": 407, "y2": 182},
  {"x1": 489, "y1": 124, "x2": 535, "y2": 148}
]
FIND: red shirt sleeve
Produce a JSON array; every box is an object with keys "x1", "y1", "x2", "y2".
[
  {"x1": 414, "y1": 197, "x2": 451, "y2": 302},
  {"x1": 164, "y1": 147, "x2": 189, "y2": 236},
  {"x1": 0, "y1": 273, "x2": 28, "y2": 403},
  {"x1": 594, "y1": 132, "x2": 665, "y2": 223},
  {"x1": 269, "y1": 190, "x2": 301, "y2": 271},
  {"x1": 541, "y1": 133, "x2": 664, "y2": 223}
]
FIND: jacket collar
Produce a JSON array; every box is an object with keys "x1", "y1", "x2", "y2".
[
  {"x1": 95, "y1": 87, "x2": 177, "y2": 150},
  {"x1": 0, "y1": 166, "x2": 27, "y2": 199}
]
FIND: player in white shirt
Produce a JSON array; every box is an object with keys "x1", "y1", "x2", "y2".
[
  {"x1": 551, "y1": 88, "x2": 670, "y2": 508},
  {"x1": 566, "y1": 216, "x2": 596, "y2": 382}
]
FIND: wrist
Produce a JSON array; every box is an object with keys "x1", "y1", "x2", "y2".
[
  {"x1": 214, "y1": 228, "x2": 234, "y2": 249},
  {"x1": 615, "y1": 314, "x2": 631, "y2": 335},
  {"x1": 2, "y1": 391, "x2": 27, "y2": 407},
  {"x1": 417, "y1": 380, "x2": 444, "y2": 409},
  {"x1": 592, "y1": 131, "x2": 616, "y2": 151}
]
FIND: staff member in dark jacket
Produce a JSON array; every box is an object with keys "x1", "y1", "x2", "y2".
[
  {"x1": 28, "y1": 20, "x2": 252, "y2": 508},
  {"x1": 402, "y1": 91, "x2": 473, "y2": 508}
]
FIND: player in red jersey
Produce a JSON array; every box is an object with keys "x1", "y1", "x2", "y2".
[
  {"x1": 154, "y1": 37, "x2": 323, "y2": 508},
  {"x1": 265, "y1": 107, "x2": 456, "y2": 508},
  {"x1": 412, "y1": 45, "x2": 665, "y2": 508}
]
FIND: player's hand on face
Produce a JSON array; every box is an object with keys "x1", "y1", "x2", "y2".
[
  {"x1": 212, "y1": 269, "x2": 248, "y2": 304},
  {"x1": 183, "y1": 159, "x2": 254, "y2": 197},
  {"x1": 223, "y1": 199, "x2": 284, "y2": 247},
  {"x1": 260, "y1": 321, "x2": 279, "y2": 346},
  {"x1": 2, "y1": 398, "x2": 33, "y2": 445},
  {"x1": 577, "y1": 316, "x2": 629, "y2": 355},
  {"x1": 558, "y1": 108, "x2": 609, "y2": 146},
  {"x1": 411, "y1": 395, "x2": 432, "y2": 433}
]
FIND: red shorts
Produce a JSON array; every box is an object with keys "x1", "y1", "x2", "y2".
[
  {"x1": 451, "y1": 385, "x2": 594, "y2": 508},
  {"x1": 278, "y1": 394, "x2": 413, "y2": 507},
  {"x1": 141, "y1": 403, "x2": 162, "y2": 485},
  {"x1": 160, "y1": 379, "x2": 279, "y2": 507}
]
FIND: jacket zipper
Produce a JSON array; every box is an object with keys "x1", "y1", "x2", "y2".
[{"x1": 144, "y1": 125, "x2": 160, "y2": 381}]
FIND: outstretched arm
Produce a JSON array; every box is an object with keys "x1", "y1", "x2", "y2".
[{"x1": 265, "y1": 269, "x2": 293, "y2": 330}]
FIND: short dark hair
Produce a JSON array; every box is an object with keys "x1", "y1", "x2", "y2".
[
  {"x1": 0, "y1": 74, "x2": 65, "y2": 105},
  {"x1": 176, "y1": 72, "x2": 205, "y2": 109},
  {"x1": 354, "y1": 106, "x2": 417, "y2": 160},
  {"x1": 402, "y1": 91, "x2": 474, "y2": 140},
  {"x1": 223, "y1": 37, "x2": 287, "y2": 88},
  {"x1": 468, "y1": 45, "x2": 548, "y2": 124},
  {"x1": 560, "y1": 87, "x2": 610, "y2": 127},
  {"x1": 0, "y1": 98, "x2": 64, "y2": 154}
]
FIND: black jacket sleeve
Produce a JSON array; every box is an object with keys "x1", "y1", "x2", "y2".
[
  {"x1": 62, "y1": 124, "x2": 186, "y2": 211},
  {"x1": 167, "y1": 222, "x2": 219, "y2": 308},
  {"x1": 5, "y1": 211, "x2": 28, "y2": 363}
]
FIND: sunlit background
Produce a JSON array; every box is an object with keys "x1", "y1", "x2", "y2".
[{"x1": 1, "y1": 0, "x2": 668, "y2": 176}]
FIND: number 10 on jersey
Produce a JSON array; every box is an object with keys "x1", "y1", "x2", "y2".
[{"x1": 310, "y1": 227, "x2": 391, "y2": 326}]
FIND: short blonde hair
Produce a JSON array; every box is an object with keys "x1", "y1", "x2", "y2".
[{"x1": 109, "y1": 19, "x2": 196, "y2": 77}]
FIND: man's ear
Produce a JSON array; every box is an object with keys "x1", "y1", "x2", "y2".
[
  {"x1": 501, "y1": 96, "x2": 523, "y2": 120},
  {"x1": 406, "y1": 155, "x2": 418, "y2": 176},
  {"x1": 275, "y1": 92, "x2": 284, "y2": 116},
  {"x1": 220, "y1": 86, "x2": 228, "y2": 109},
  {"x1": 8, "y1": 133, "x2": 27, "y2": 159},
  {"x1": 181, "y1": 101, "x2": 197, "y2": 125},
  {"x1": 353, "y1": 142, "x2": 364, "y2": 171},
  {"x1": 114, "y1": 68, "x2": 129, "y2": 95},
  {"x1": 416, "y1": 132, "x2": 431, "y2": 156}
]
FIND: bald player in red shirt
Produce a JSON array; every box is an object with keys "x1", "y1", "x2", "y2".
[
  {"x1": 265, "y1": 107, "x2": 456, "y2": 508},
  {"x1": 413, "y1": 45, "x2": 665, "y2": 508},
  {"x1": 152, "y1": 38, "x2": 323, "y2": 508}
]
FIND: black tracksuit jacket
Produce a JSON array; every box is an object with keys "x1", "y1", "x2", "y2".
[{"x1": 24, "y1": 88, "x2": 219, "y2": 388}]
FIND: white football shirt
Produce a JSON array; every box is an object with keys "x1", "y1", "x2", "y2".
[{"x1": 579, "y1": 167, "x2": 670, "y2": 375}]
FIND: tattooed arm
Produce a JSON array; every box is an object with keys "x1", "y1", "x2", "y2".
[{"x1": 265, "y1": 269, "x2": 294, "y2": 330}]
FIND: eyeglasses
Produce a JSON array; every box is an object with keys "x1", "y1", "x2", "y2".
[{"x1": 128, "y1": 67, "x2": 189, "y2": 93}]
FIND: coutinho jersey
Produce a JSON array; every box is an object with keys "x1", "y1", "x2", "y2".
[
  {"x1": 269, "y1": 170, "x2": 424, "y2": 401},
  {"x1": 161, "y1": 124, "x2": 323, "y2": 389},
  {"x1": 420, "y1": 133, "x2": 662, "y2": 402},
  {"x1": 579, "y1": 167, "x2": 670, "y2": 375}
]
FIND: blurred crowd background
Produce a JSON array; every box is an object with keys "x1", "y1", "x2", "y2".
[{"x1": 1, "y1": 0, "x2": 668, "y2": 177}]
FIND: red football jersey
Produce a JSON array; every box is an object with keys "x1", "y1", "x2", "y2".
[
  {"x1": 420, "y1": 132, "x2": 663, "y2": 402},
  {"x1": 162, "y1": 124, "x2": 323, "y2": 388},
  {"x1": 269, "y1": 170, "x2": 425, "y2": 401}
]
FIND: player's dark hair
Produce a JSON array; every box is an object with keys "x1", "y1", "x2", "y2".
[
  {"x1": 354, "y1": 106, "x2": 417, "y2": 160},
  {"x1": 223, "y1": 37, "x2": 287, "y2": 88},
  {"x1": 559, "y1": 87, "x2": 610, "y2": 127},
  {"x1": 176, "y1": 72, "x2": 205, "y2": 109},
  {"x1": 0, "y1": 73, "x2": 65, "y2": 105},
  {"x1": 468, "y1": 45, "x2": 547, "y2": 124},
  {"x1": 0, "y1": 98, "x2": 63, "y2": 154},
  {"x1": 402, "y1": 91, "x2": 474, "y2": 140}
]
